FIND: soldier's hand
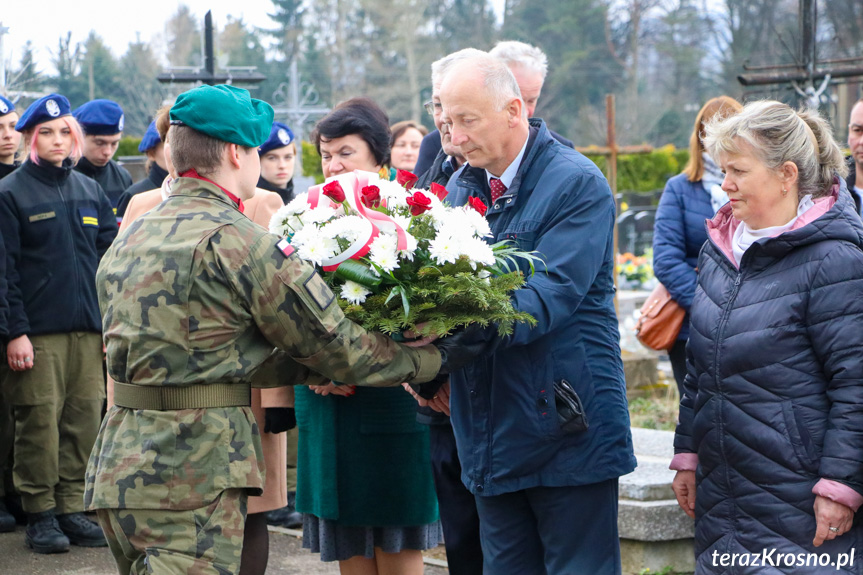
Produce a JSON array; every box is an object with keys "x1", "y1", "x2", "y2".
[
  {"x1": 7, "y1": 335, "x2": 34, "y2": 371},
  {"x1": 310, "y1": 382, "x2": 355, "y2": 397},
  {"x1": 264, "y1": 408, "x2": 296, "y2": 434},
  {"x1": 400, "y1": 323, "x2": 439, "y2": 347}
]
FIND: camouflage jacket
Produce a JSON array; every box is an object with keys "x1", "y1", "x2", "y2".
[{"x1": 85, "y1": 177, "x2": 441, "y2": 511}]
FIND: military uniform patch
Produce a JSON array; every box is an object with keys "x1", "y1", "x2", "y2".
[
  {"x1": 303, "y1": 272, "x2": 335, "y2": 311},
  {"x1": 28, "y1": 211, "x2": 56, "y2": 223},
  {"x1": 79, "y1": 207, "x2": 99, "y2": 227},
  {"x1": 277, "y1": 238, "x2": 295, "y2": 258},
  {"x1": 46, "y1": 99, "x2": 61, "y2": 117}
]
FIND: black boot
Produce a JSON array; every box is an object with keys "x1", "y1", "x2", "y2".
[
  {"x1": 0, "y1": 500, "x2": 14, "y2": 533},
  {"x1": 25, "y1": 510, "x2": 70, "y2": 554},
  {"x1": 57, "y1": 512, "x2": 107, "y2": 547},
  {"x1": 266, "y1": 491, "x2": 303, "y2": 528}
]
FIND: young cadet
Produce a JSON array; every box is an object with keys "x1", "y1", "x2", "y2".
[
  {"x1": 0, "y1": 95, "x2": 22, "y2": 179},
  {"x1": 116, "y1": 120, "x2": 169, "y2": 218},
  {"x1": 72, "y1": 99, "x2": 133, "y2": 223},
  {"x1": 0, "y1": 93, "x2": 117, "y2": 554},
  {"x1": 256, "y1": 121, "x2": 296, "y2": 204},
  {"x1": 85, "y1": 84, "x2": 453, "y2": 574}
]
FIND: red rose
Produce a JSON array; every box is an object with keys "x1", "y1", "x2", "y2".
[
  {"x1": 406, "y1": 192, "x2": 433, "y2": 216},
  {"x1": 468, "y1": 196, "x2": 488, "y2": 216},
  {"x1": 322, "y1": 180, "x2": 346, "y2": 203},
  {"x1": 361, "y1": 185, "x2": 381, "y2": 208},
  {"x1": 396, "y1": 169, "x2": 419, "y2": 189},
  {"x1": 430, "y1": 182, "x2": 448, "y2": 201}
]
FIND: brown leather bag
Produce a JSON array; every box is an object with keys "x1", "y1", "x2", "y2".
[{"x1": 635, "y1": 283, "x2": 686, "y2": 351}]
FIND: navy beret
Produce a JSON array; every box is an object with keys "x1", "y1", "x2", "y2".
[
  {"x1": 170, "y1": 85, "x2": 273, "y2": 148},
  {"x1": 138, "y1": 120, "x2": 161, "y2": 153},
  {"x1": 74, "y1": 99, "x2": 125, "y2": 135},
  {"x1": 0, "y1": 95, "x2": 14, "y2": 117},
  {"x1": 15, "y1": 94, "x2": 72, "y2": 132},
  {"x1": 259, "y1": 122, "x2": 295, "y2": 155}
]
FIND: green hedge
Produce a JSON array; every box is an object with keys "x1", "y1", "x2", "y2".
[
  {"x1": 585, "y1": 145, "x2": 690, "y2": 193},
  {"x1": 116, "y1": 136, "x2": 143, "y2": 158},
  {"x1": 302, "y1": 141, "x2": 325, "y2": 183}
]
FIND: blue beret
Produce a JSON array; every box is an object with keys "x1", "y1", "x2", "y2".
[
  {"x1": 0, "y1": 95, "x2": 14, "y2": 117},
  {"x1": 170, "y1": 85, "x2": 273, "y2": 148},
  {"x1": 74, "y1": 99, "x2": 125, "y2": 135},
  {"x1": 259, "y1": 122, "x2": 295, "y2": 155},
  {"x1": 15, "y1": 94, "x2": 72, "y2": 132},
  {"x1": 138, "y1": 120, "x2": 161, "y2": 153}
]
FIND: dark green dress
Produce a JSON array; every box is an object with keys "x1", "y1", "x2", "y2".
[{"x1": 295, "y1": 385, "x2": 440, "y2": 561}]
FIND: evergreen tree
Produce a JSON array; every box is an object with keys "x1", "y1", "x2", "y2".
[{"x1": 118, "y1": 39, "x2": 164, "y2": 136}]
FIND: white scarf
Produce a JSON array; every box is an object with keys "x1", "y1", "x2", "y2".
[
  {"x1": 702, "y1": 152, "x2": 728, "y2": 214},
  {"x1": 732, "y1": 195, "x2": 814, "y2": 266}
]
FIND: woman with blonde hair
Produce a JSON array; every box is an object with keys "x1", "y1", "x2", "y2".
[
  {"x1": 0, "y1": 94, "x2": 117, "y2": 554},
  {"x1": 671, "y1": 100, "x2": 863, "y2": 573},
  {"x1": 653, "y1": 96, "x2": 743, "y2": 396}
]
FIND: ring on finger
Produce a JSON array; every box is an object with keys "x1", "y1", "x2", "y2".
[
  {"x1": 24, "y1": 356, "x2": 31, "y2": 362},
  {"x1": 829, "y1": 526, "x2": 840, "y2": 533}
]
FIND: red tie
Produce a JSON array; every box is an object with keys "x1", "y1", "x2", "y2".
[{"x1": 490, "y1": 178, "x2": 507, "y2": 203}]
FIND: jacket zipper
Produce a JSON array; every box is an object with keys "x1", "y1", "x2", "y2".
[{"x1": 56, "y1": 183, "x2": 82, "y2": 325}]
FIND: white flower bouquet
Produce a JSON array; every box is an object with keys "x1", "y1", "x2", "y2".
[{"x1": 269, "y1": 169, "x2": 539, "y2": 337}]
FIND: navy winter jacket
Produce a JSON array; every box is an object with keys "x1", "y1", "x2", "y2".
[
  {"x1": 675, "y1": 186, "x2": 863, "y2": 573},
  {"x1": 0, "y1": 227, "x2": 7, "y2": 341},
  {"x1": 447, "y1": 120, "x2": 636, "y2": 496},
  {"x1": 0, "y1": 159, "x2": 118, "y2": 339},
  {"x1": 652, "y1": 173, "x2": 715, "y2": 341}
]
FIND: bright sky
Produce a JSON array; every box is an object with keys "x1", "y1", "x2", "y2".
[
  {"x1": 2, "y1": 0, "x2": 282, "y2": 74},
  {"x1": 2, "y1": 0, "x2": 507, "y2": 77}
]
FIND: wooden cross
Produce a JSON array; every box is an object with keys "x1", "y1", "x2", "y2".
[
  {"x1": 156, "y1": 11, "x2": 266, "y2": 87},
  {"x1": 737, "y1": 0, "x2": 863, "y2": 107}
]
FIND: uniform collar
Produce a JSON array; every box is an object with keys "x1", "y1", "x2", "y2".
[
  {"x1": 22, "y1": 158, "x2": 74, "y2": 185},
  {"x1": 76, "y1": 156, "x2": 109, "y2": 178},
  {"x1": 179, "y1": 169, "x2": 245, "y2": 213}
]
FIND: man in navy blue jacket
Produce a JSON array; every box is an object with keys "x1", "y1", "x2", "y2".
[{"x1": 434, "y1": 53, "x2": 636, "y2": 574}]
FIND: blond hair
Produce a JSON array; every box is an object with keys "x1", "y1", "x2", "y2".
[
  {"x1": 683, "y1": 96, "x2": 743, "y2": 182},
  {"x1": 703, "y1": 100, "x2": 847, "y2": 199}
]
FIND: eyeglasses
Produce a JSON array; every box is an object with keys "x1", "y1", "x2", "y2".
[{"x1": 423, "y1": 100, "x2": 442, "y2": 116}]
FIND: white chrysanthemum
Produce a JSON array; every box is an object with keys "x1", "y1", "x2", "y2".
[
  {"x1": 428, "y1": 234, "x2": 461, "y2": 265},
  {"x1": 461, "y1": 207, "x2": 492, "y2": 237},
  {"x1": 296, "y1": 234, "x2": 335, "y2": 266},
  {"x1": 303, "y1": 205, "x2": 338, "y2": 225},
  {"x1": 370, "y1": 247, "x2": 399, "y2": 273},
  {"x1": 269, "y1": 203, "x2": 306, "y2": 236},
  {"x1": 370, "y1": 232, "x2": 398, "y2": 254},
  {"x1": 321, "y1": 215, "x2": 367, "y2": 243},
  {"x1": 461, "y1": 237, "x2": 496, "y2": 267},
  {"x1": 391, "y1": 214, "x2": 412, "y2": 231},
  {"x1": 284, "y1": 192, "x2": 311, "y2": 214},
  {"x1": 341, "y1": 280, "x2": 371, "y2": 305},
  {"x1": 398, "y1": 231, "x2": 418, "y2": 261},
  {"x1": 378, "y1": 180, "x2": 410, "y2": 209}
]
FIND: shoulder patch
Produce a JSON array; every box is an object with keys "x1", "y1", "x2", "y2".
[
  {"x1": 277, "y1": 238, "x2": 295, "y2": 258},
  {"x1": 303, "y1": 272, "x2": 335, "y2": 311}
]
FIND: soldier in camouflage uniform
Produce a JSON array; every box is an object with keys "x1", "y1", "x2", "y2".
[{"x1": 85, "y1": 85, "x2": 444, "y2": 575}]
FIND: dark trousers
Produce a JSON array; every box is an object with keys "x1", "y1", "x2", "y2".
[
  {"x1": 474, "y1": 479, "x2": 621, "y2": 575},
  {"x1": 429, "y1": 422, "x2": 483, "y2": 575},
  {"x1": 668, "y1": 338, "x2": 688, "y2": 399}
]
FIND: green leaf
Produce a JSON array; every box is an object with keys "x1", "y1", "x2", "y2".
[{"x1": 334, "y1": 260, "x2": 382, "y2": 288}]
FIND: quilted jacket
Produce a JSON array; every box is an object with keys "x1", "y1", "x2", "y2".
[{"x1": 675, "y1": 184, "x2": 863, "y2": 573}]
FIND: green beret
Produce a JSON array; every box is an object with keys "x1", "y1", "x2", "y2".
[{"x1": 170, "y1": 85, "x2": 274, "y2": 147}]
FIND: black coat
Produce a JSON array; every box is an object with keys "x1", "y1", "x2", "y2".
[
  {"x1": 676, "y1": 185, "x2": 863, "y2": 573},
  {"x1": 74, "y1": 157, "x2": 133, "y2": 213},
  {"x1": 0, "y1": 162, "x2": 19, "y2": 180},
  {"x1": 117, "y1": 163, "x2": 168, "y2": 218},
  {"x1": 256, "y1": 176, "x2": 294, "y2": 204},
  {"x1": 0, "y1": 159, "x2": 118, "y2": 339}
]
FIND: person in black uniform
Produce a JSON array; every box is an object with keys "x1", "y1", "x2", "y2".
[
  {"x1": 116, "y1": 119, "x2": 168, "y2": 218},
  {"x1": 72, "y1": 99, "x2": 132, "y2": 225},
  {"x1": 0, "y1": 95, "x2": 21, "y2": 180},
  {"x1": 0, "y1": 94, "x2": 117, "y2": 554},
  {"x1": 256, "y1": 121, "x2": 296, "y2": 204}
]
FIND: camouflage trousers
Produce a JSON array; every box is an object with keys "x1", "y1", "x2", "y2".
[{"x1": 95, "y1": 488, "x2": 247, "y2": 575}]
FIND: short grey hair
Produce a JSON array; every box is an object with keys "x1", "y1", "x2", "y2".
[
  {"x1": 442, "y1": 53, "x2": 523, "y2": 113},
  {"x1": 490, "y1": 41, "x2": 548, "y2": 79},
  {"x1": 703, "y1": 100, "x2": 847, "y2": 199},
  {"x1": 431, "y1": 48, "x2": 487, "y2": 89}
]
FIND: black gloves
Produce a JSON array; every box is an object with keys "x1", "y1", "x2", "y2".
[
  {"x1": 412, "y1": 324, "x2": 498, "y2": 400},
  {"x1": 264, "y1": 407, "x2": 296, "y2": 434}
]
